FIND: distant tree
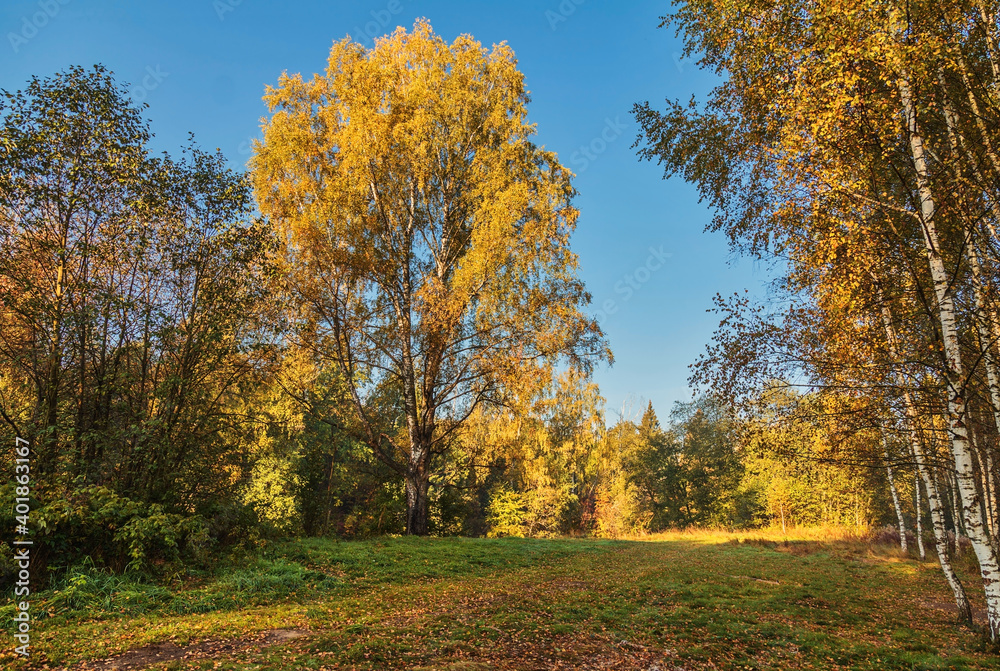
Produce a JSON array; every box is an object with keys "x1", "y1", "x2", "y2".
[
  {"x1": 469, "y1": 368, "x2": 606, "y2": 537},
  {"x1": 672, "y1": 398, "x2": 744, "y2": 525},
  {"x1": 625, "y1": 398, "x2": 746, "y2": 529},
  {"x1": 252, "y1": 21, "x2": 607, "y2": 534},
  {"x1": 627, "y1": 402, "x2": 676, "y2": 528}
]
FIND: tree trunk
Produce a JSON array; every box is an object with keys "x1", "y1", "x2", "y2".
[
  {"x1": 969, "y1": 427, "x2": 999, "y2": 548},
  {"x1": 405, "y1": 473, "x2": 430, "y2": 535},
  {"x1": 405, "y1": 438, "x2": 431, "y2": 535},
  {"x1": 915, "y1": 471, "x2": 926, "y2": 561},
  {"x1": 883, "y1": 430, "x2": 908, "y2": 552},
  {"x1": 968, "y1": 243, "x2": 1000, "y2": 441},
  {"x1": 879, "y1": 301, "x2": 970, "y2": 620},
  {"x1": 967, "y1": 244, "x2": 1000, "y2": 551},
  {"x1": 40, "y1": 251, "x2": 67, "y2": 478},
  {"x1": 953, "y1": 471, "x2": 966, "y2": 543},
  {"x1": 901, "y1": 76, "x2": 1000, "y2": 637}
]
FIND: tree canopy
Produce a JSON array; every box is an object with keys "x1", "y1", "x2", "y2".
[{"x1": 251, "y1": 20, "x2": 608, "y2": 534}]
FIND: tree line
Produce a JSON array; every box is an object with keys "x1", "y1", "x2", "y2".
[{"x1": 0, "y1": 15, "x2": 957, "y2": 639}]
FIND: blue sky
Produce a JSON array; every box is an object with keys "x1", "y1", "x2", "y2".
[{"x1": 1, "y1": 0, "x2": 769, "y2": 422}]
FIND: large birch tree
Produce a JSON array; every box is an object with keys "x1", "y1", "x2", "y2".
[{"x1": 252, "y1": 21, "x2": 607, "y2": 535}]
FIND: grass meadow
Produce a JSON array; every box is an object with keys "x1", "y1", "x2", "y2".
[{"x1": 1, "y1": 527, "x2": 995, "y2": 670}]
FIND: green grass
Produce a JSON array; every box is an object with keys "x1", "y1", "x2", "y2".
[{"x1": 1, "y1": 530, "x2": 996, "y2": 670}]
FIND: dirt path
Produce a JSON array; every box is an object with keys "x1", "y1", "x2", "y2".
[
  {"x1": 63, "y1": 628, "x2": 681, "y2": 671},
  {"x1": 68, "y1": 628, "x2": 308, "y2": 670}
]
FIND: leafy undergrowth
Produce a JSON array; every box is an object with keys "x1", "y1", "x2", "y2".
[{"x1": 1, "y1": 529, "x2": 996, "y2": 670}]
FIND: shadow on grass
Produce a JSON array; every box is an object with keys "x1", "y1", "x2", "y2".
[{"x1": 3, "y1": 531, "x2": 997, "y2": 670}]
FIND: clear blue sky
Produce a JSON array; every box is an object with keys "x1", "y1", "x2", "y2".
[{"x1": 1, "y1": 0, "x2": 768, "y2": 422}]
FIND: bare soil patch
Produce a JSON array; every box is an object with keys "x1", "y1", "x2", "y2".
[
  {"x1": 918, "y1": 599, "x2": 990, "y2": 627},
  {"x1": 69, "y1": 628, "x2": 308, "y2": 670}
]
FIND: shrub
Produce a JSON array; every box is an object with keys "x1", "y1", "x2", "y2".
[
  {"x1": 30, "y1": 485, "x2": 209, "y2": 576},
  {"x1": 486, "y1": 488, "x2": 527, "y2": 538}
]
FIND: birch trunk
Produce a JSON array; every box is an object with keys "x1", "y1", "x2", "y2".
[
  {"x1": 968, "y1": 427, "x2": 999, "y2": 556},
  {"x1": 936, "y1": 66, "x2": 1000, "y2": 555},
  {"x1": 967, "y1": 245, "x2": 1000, "y2": 528},
  {"x1": 915, "y1": 471, "x2": 927, "y2": 560},
  {"x1": 900, "y1": 77, "x2": 1000, "y2": 637},
  {"x1": 880, "y1": 302, "x2": 971, "y2": 619},
  {"x1": 405, "y1": 436, "x2": 432, "y2": 535},
  {"x1": 952, "y1": 470, "x2": 966, "y2": 543},
  {"x1": 883, "y1": 430, "x2": 908, "y2": 552}
]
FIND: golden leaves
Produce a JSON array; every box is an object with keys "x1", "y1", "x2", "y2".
[{"x1": 250, "y1": 19, "x2": 606, "y2": 487}]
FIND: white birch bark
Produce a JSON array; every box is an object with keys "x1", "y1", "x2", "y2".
[
  {"x1": 900, "y1": 76, "x2": 1000, "y2": 637},
  {"x1": 968, "y1": 427, "x2": 999, "y2": 554},
  {"x1": 967, "y1": 245, "x2": 1000, "y2": 548},
  {"x1": 915, "y1": 471, "x2": 926, "y2": 560},
  {"x1": 936, "y1": 63, "x2": 1000, "y2": 555},
  {"x1": 879, "y1": 302, "x2": 970, "y2": 620},
  {"x1": 882, "y1": 429, "x2": 908, "y2": 552},
  {"x1": 952, "y1": 470, "x2": 966, "y2": 544}
]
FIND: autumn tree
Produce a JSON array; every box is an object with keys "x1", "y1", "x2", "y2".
[
  {"x1": 635, "y1": 0, "x2": 1000, "y2": 635},
  {"x1": 252, "y1": 21, "x2": 607, "y2": 535}
]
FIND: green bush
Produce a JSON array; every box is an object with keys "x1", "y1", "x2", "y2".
[
  {"x1": 29, "y1": 485, "x2": 210, "y2": 575},
  {"x1": 486, "y1": 487, "x2": 527, "y2": 537}
]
